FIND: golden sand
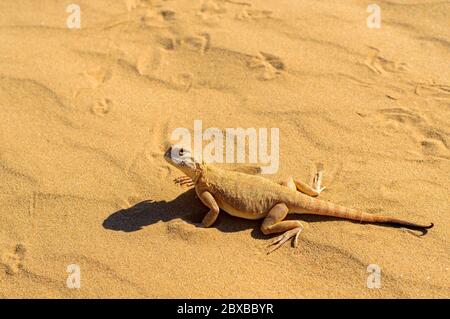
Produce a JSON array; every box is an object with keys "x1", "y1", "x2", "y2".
[{"x1": 0, "y1": 0, "x2": 449, "y2": 298}]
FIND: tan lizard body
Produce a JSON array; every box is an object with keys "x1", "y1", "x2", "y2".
[{"x1": 164, "y1": 146, "x2": 433, "y2": 253}]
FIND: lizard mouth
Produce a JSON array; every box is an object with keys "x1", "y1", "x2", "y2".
[{"x1": 164, "y1": 147, "x2": 173, "y2": 160}]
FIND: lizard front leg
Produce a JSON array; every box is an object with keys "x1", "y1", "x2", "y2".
[
  {"x1": 261, "y1": 203, "x2": 304, "y2": 254},
  {"x1": 280, "y1": 171, "x2": 325, "y2": 197},
  {"x1": 196, "y1": 190, "x2": 220, "y2": 227}
]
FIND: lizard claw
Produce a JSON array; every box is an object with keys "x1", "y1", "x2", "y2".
[
  {"x1": 312, "y1": 171, "x2": 325, "y2": 194},
  {"x1": 173, "y1": 176, "x2": 194, "y2": 187},
  {"x1": 267, "y1": 225, "x2": 303, "y2": 254},
  {"x1": 174, "y1": 175, "x2": 191, "y2": 182},
  {"x1": 317, "y1": 186, "x2": 326, "y2": 193}
]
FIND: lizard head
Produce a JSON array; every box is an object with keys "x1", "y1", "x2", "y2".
[{"x1": 164, "y1": 145, "x2": 204, "y2": 180}]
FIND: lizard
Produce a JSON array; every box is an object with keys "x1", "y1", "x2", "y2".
[{"x1": 164, "y1": 145, "x2": 434, "y2": 253}]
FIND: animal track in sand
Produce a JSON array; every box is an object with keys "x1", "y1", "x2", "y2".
[
  {"x1": 235, "y1": 8, "x2": 272, "y2": 21},
  {"x1": 365, "y1": 48, "x2": 408, "y2": 75},
  {"x1": 141, "y1": 10, "x2": 166, "y2": 28},
  {"x1": 74, "y1": 66, "x2": 113, "y2": 98},
  {"x1": 377, "y1": 108, "x2": 449, "y2": 158},
  {"x1": 169, "y1": 73, "x2": 194, "y2": 91},
  {"x1": 158, "y1": 36, "x2": 177, "y2": 50},
  {"x1": 91, "y1": 98, "x2": 113, "y2": 117},
  {"x1": 420, "y1": 139, "x2": 448, "y2": 158},
  {"x1": 197, "y1": 0, "x2": 227, "y2": 24},
  {"x1": 136, "y1": 32, "x2": 210, "y2": 90},
  {"x1": 422, "y1": 128, "x2": 449, "y2": 149},
  {"x1": 140, "y1": 6, "x2": 177, "y2": 28},
  {"x1": 83, "y1": 66, "x2": 113, "y2": 88},
  {"x1": 160, "y1": 32, "x2": 211, "y2": 55},
  {"x1": 137, "y1": 47, "x2": 166, "y2": 76},
  {"x1": 420, "y1": 128, "x2": 449, "y2": 158},
  {"x1": 378, "y1": 107, "x2": 423, "y2": 125},
  {"x1": 414, "y1": 83, "x2": 450, "y2": 101},
  {"x1": 1, "y1": 244, "x2": 26, "y2": 275},
  {"x1": 248, "y1": 52, "x2": 284, "y2": 80},
  {"x1": 181, "y1": 33, "x2": 211, "y2": 55},
  {"x1": 160, "y1": 9, "x2": 176, "y2": 21}
]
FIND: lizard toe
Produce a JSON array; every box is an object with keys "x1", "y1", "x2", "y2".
[{"x1": 267, "y1": 226, "x2": 303, "y2": 254}]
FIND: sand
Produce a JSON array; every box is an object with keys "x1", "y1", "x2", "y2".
[{"x1": 0, "y1": 0, "x2": 449, "y2": 298}]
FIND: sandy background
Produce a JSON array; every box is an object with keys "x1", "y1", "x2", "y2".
[{"x1": 0, "y1": 0, "x2": 449, "y2": 298}]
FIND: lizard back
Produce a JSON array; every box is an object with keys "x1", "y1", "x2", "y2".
[{"x1": 197, "y1": 165, "x2": 302, "y2": 218}]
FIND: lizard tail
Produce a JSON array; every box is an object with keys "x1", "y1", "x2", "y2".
[{"x1": 292, "y1": 198, "x2": 433, "y2": 233}]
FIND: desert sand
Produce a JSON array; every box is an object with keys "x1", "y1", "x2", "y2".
[{"x1": 0, "y1": 0, "x2": 449, "y2": 298}]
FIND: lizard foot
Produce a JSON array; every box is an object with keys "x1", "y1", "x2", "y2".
[
  {"x1": 267, "y1": 225, "x2": 303, "y2": 254},
  {"x1": 173, "y1": 176, "x2": 194, "y2": 187},
  {"x1": 312, "y1": 170, "x2": 326, "y2": 194}
]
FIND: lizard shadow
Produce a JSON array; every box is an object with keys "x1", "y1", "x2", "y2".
[
  {"x1": 102, "y1": 188, "x2": 267, "y2": 239},
  {"x1": 103, "y1": 188, "x2": 428, "y2": 239}
]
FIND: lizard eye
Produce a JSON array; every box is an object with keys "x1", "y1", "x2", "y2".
[{"x1": 179, "y1": 148, "x2": 184, "y2": 156}]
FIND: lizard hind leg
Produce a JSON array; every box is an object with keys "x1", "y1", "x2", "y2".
[
  {"x1": 280, "y1": 176, "x2": 297, "y2": 190},
  {"x1": 261, "y1": 203, "x2": 304, "y2": 254}
]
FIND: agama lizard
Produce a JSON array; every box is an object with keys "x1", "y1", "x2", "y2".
[{"x1": 164, "y1": 146, "x2": 433, "y2": 253}]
